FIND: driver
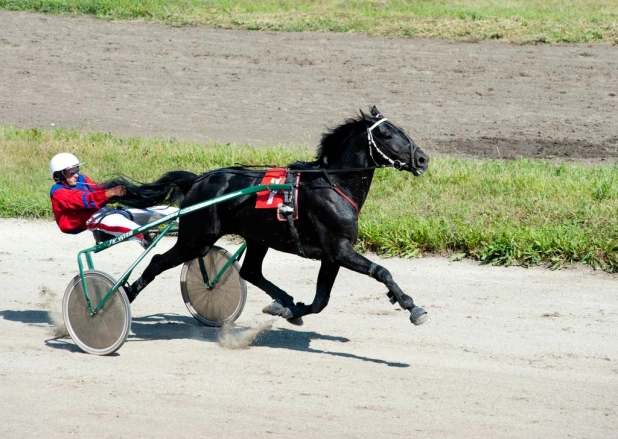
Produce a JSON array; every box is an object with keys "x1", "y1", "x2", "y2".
[{"x1": 49, "y1": 152, "x2": 177, "y2": 248}]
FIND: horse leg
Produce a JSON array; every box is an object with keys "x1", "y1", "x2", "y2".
[
  {"x1": 239, "y1": 240, "x2": 303, "y2": 325},
  {"x1": 125, "y1": 241, "x2": 209, "y2": 303},
  {"x1": 333, "y1": 241, "x2": 429, "y2": 325},
  {"x1": 283, "y1": 261, "x2": 340, "y2": 319}
]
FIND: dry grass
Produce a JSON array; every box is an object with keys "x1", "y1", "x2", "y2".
[{"x1": 1, "y1": 0, "x2": 616, "y2": 43}]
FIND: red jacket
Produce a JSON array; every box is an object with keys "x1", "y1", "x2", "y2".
[{"x1": 50, "y1": 174, "x2": 110, "y2": 233}]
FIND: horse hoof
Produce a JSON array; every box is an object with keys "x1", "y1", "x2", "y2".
[
  {"x1": 410, "y1": 306, "x2": 429, "y2": 325},
  {"x1": 278, "y1": 306, "x2": 304, "y2": 325},
  {"x1": 262, "y1": 301, "x2": 285, "y2": 317},
  {"x1": 262, "y1": 302, "x2": 303, "y2": 325},
  {"x1": 286, "y1": 316, "x2": 304, "y2": 326},
  {"x1": 280, "y1": 307, "x2": 294, "y2": 319}
]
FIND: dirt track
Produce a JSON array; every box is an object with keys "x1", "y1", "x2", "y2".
[
  {"x1": 1, "y1": 11, "x2": 618, "y2": 438},
  {"x1": 1, "y1": 11, "x2": 617, "y2": 160},
  {"x1": 1, "y1": 219, "x2": 617, "y2": 438}
]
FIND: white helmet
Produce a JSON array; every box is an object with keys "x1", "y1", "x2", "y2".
[{"x1": 50, "y1": 153, "x2": 84, "y2": 182}]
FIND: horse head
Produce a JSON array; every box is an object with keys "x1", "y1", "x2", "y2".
[{"x1": 361, "y1": 106, "x2": 429, "y2": 176}]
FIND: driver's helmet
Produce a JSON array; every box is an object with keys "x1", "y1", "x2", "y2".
[{"x1": 49, "y1": 153, "x2": 84, "y2": 182}]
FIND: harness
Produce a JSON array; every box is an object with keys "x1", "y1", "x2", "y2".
[
  {"x1": 279, "y1": 116, "x2": 419, "y2": 257},
  {"x1": 278, "y1": 171, "x2": 305, "y2": 257}
]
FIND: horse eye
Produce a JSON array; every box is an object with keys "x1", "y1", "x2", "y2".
[{"x1": 378, "y1": 126, "x2": 393, "y2": 139}]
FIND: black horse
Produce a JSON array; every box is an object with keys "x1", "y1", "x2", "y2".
[{"x1": 108, "y1": 106, "x2": 430, "y2": 325}]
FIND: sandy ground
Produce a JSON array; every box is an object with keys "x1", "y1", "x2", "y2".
[
  {"x1": 1, "y1": 10, "x2": 618, "y2": 438},
  {"x1": 0, "y1": 219, "x2": 617, "y2": 438}
]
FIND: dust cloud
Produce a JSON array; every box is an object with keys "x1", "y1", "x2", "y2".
[
  {"x1": 217, "y1": 320, "x2": 274, "y2": 349},
  {"x1": 39, "y1": 286, "x2": 68, "y2": 338}
]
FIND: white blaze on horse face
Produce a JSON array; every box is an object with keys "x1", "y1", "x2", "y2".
[{"x1": 267, "y1": 177, "x2": 284, "y2": 204}]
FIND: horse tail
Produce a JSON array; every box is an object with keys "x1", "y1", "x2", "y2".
[{"x1": 102, "y1": 170, "x2": 198, "y2": 209}]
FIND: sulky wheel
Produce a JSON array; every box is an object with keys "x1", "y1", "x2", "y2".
[
  {"x1": 63, "y1": 270, "x2": 131, "y2": 355},
  {"x1": 180, "y1": 246, "x2": 247, "y2": 327}
]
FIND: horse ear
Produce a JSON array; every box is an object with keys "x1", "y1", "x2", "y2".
[
  {"x1": 360, "y1": 109, "x2": 373, "y2": 123},
  {"x1": 370, "y1": 106, "x2": 382, "y2": 118}
]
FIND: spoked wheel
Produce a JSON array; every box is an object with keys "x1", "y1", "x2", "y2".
[
  {"x1": 180, "y1": 246, "x2": 247, "y2": 327},
  {"x1": 63, "y1": 270, "x2": 131, "y2": 355}
]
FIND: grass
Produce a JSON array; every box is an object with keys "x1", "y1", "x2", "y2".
[
  {"x1": 0, "y1": 0, "x2": 617, "y2": 43},
  {"x1": 3, "y1": 126, "x2": 618, "y2": 272}
]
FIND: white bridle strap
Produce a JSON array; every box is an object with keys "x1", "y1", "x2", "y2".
[
  {"x1": 368, "y1": 118, "x2": 389, "y2": 132},
  {"x1": 367, "y1": 118, "x2": 402, "y2": 168}
]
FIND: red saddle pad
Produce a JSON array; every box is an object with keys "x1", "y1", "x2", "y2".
[{"x1": 255, "y1": 168, "x2": 287, "y2": 209}]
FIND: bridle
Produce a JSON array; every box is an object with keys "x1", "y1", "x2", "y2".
[{"x1": 366, "y1": 117, "x2": 419, "y2": 172}]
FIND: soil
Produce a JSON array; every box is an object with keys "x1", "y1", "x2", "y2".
[
  {"x1": 1, "y1": 11, "x2": 617, "y2": 161},
  {"x1": 0, "y1": 11, "x2": 617, "y2": 439}
]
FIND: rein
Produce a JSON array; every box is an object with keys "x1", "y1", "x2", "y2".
[{"x1": 229, "y1": 117, "x2": 418, "y2": 217}]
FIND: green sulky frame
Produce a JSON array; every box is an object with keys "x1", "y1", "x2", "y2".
[{"x1": 76, "y1": 183, "x2": 292, "y2": 315}]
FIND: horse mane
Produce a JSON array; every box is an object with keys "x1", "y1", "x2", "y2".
[{"x1": 290, "y1": 115, "x2": 366, "y2": 170}]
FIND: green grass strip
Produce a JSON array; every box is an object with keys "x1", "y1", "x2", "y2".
[
  {"x1": 0, "y1": 0, "x2": 616, "y2": 44},
  {"x1": 3, "y1": 126, "x2": 618, "y2": 271}
]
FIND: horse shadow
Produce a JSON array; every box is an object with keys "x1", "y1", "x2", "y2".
[
  {"x1": 0, "y1": 309, "x2": 84, "y2": 354},
  {"x1": 129, "y1": 313, "x2": 219, "y2": 343},
  {"x1": 1, "y1": 309, "x2": 409, "y2": 367},
  {"x1": 127, "y1": 315, "x2": 409, "y2": 367},
  {"x1": 0, "y1": 309, "x2": 208, "y2": 354},
  {"x1": 250, "y1": 326, "x2": 410, "y2": 368},
  {"x1": 0, "y1": 309, "x2": 51, "y2": 325}
]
